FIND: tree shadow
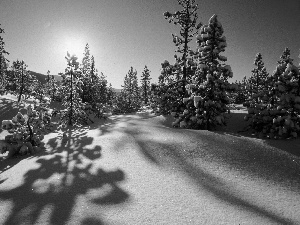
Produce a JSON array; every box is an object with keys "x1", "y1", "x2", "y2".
[
  {"x1": 215, "y1": 112, "x2": 300, "y2": 158},
  {"x1": 0, "y1": 98, "x2": 27, "y2": 122},
  {"x1": 0, "y1": 127, "x2": 130, "y2": 225},
  {"x1": 0, "y1": 157, "x2": 22, "y2": 175},
  {"x1": 122, "y1": 118, "x2": 300, "y2": 225}
]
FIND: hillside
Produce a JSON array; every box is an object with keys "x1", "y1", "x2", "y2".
[
  {"x1": 28, "y1": 71, "x2": 62, "y2": 84},
  {"x1": 5, "y1": 70, "x2": 121, "y2": 93},
  {"x1": 0, "y1": 94, "x2": 299, "y2": 224}
]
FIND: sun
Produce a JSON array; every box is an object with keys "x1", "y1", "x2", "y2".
[{"x1": 63, "y1": 36, "x2": 86, "y2": 58}]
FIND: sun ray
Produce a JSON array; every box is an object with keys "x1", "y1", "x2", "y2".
[{"x1": 63, "y1": 35, "x2": 86, "y2": 58}]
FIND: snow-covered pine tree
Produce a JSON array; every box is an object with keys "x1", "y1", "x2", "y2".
[
  {"x1": 172, "y1": 14, "x2": 233, "y2": 130},
  {"x1": 0, "y1": 24, "x2": 9, "y2": 91},
  {"x1": 140, "y1": 65, "x2": 151, "y2": 105},
  {"x1": 59, "y1": 52, "x2": 93, "y2": 126},
  {"x1": 245, "y1": 48, "x2": 300, "y2": 139},
  {"x1": 1, "y1": 102, "x2": 53, "y2": 157},
  {"x1": 95, "y1": 71, "x2": 109, "y2": 105},
  {"x1": 116, "y1": 67, "x2": 140, "y2": 113},
  {"x1": 247, "y1": 53, "x2": 269, "y2": 103},
  {"x1": 0, "y1": 26, "x2": 9, "y2": 91},
  {"x1": 151, "y1": 0, "x2": 202, "y2": 115},
  {"x1": 106, "y1": 83, "x2": 115, "y2": 106},
  {"x1": 78, "y1": 45, "x2": 109, "y2": 118},
  {"x1": 235, "y1": 76, "x2": 248, "y2": 104},
  {"x1": 44, "y1": 70, "x2": 59, "y2": 101},
  {"x1": 80, "y1": 43, "x2": 92, "y2": 103},
  {"x1": 32, "y1": 79, "x2": 46, "y2": 102},
  {"x1": 271, "y1": 48, "x2": 300, "y2": 138},
  {"x1": 163, "y1": 0, "x2": 202, "y2": 97},
  {"x1": 7, "y1": 60, "x2": 36, "y2": 102}
]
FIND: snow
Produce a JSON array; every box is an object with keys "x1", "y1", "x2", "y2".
[{"x1": 0, "y1": 95, "x2": 300, "y2": 224}]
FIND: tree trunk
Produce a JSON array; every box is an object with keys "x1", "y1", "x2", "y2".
[
  {"x1": 69, "y1": 69, "x2": 73, "y2": 126},
  {"x1": 18, "y1": 64, "x2": 24, "y2": 102}
]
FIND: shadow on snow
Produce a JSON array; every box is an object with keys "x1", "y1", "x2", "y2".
[
  {"x1": 119, "y1": 113, "x2": 300, "y2": 225},
  {"x1": 0, "y1": 126, "x2": 130, "y2": 225}
]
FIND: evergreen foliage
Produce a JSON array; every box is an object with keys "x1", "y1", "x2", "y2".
[
  {"x1": 106, "y1": 83, "x2": 115, "y2": 107},
  {"x1": 0, "y1": 24, "x2": 9, "y2": 91},
  {"x1": 247, "y1": 53, "x2": 269, "y2": 101},
  {"x1": 152, "y1": 0, "x2": 202, "y2": 115},
  {"x1": 1, "y1": 99, "x2": 53, "y2": 157},
  {"x1": 140, "y1": 65, "x2": 151, "y2": 105},
  {"x1": 79, "y1": 44, "x2": 109, "y2": 118},
  {"x1": 114, "y1": 67, "x2": 140, "y2": 113},
  {"x1": 59, "y1": 52, "x2": 93, "y2": 126},
  {"x1": 172, "y1": 14, "x2": 232, "y2": 130},
  {"x1": 44, "y1": 70, "x2": 59, "y2": 101},
  {"x1": 7, "y1": 60, "x2": 36, "y2": 102},
  {"x1": 235, "y1": 76, "x2": 248, "y2": 104},
  {"x1": 244, "y1": 48, "x2": 300, "y2": 139}
]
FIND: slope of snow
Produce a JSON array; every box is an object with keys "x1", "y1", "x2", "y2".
[{"x1": 0, "y1": 95, "x2": 300, "y2": 225}]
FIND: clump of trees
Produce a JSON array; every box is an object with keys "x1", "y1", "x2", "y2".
[
  {"x1": 0, "y1": 24, "x2": 9, "y2": 92},
  {"x1": 7, "y1": 60, "x2": 37, "y2": 102},
  {"x1": 58, "y1": 52, "x2": 93, "y2": 126},
  {"x1": 113, "y1": 67, "x2": 141, "y2": 114},
  {"x1": 244, "y1": 48, "x2": 300, "y2": 139},
  {"x1": 140, "y1": 65, "x2": 151, "y2": 105},
  {"x1": 151, "y1": 0, "x2": 202, "y2": 116},
  {"x1": 1, "y1": 98, "x2": 53, "y2": 157},
  {"x1": 172, "y1": 14, "x2": 232, "y2": 130}
]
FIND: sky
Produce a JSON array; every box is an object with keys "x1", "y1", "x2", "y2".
[{"x1": 0, "y1": 0, "x2": 300, "y2": 88}]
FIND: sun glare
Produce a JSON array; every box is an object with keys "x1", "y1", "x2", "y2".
[{"x1": 64, "y1": 36, "x2": 85, "y2": 58}]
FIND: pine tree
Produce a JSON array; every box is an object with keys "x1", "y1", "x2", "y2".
[
  {"x1": 233, "y1": 80, "x2": 246, "y2": 104},
  {"x1": 80, "y1": 43, "x2": 91, "y2": 103},
  {"x1": 7, "y1": 60, "x2": 36, "y2": 102},
  {"x1": 172, "y1": 14, "x2": 232, "y2": 130},
  {"x1": 0, "y1": 24, "x2": 9, "y2": 91},
  {"x1": 244, "y1": 48, "x2": 300, "y2": 139},
  {"x1": 32, "y1": 79, "x2": 46, "y2": 102},
  {"x1": 140, "y1": 65, "x2": 151, "y2": 105},
  {"x1": 117, "y1": 67, "x2": 141, "y2": 113},
  {"x1": 163, "y1": 0, "x2": 202, "y2": 97},
  {"x1": 45, "y1": 70, "x2": 59, "y2": 101},
  {"x1": 106, "y1": 83, "x2": 114, "y2": 106},
  {"x1": 269, "y1": 48, "x2": 300, "y2": 138},
  {"x1": 78, "y1": 45, "x2": 109, "y2": 118},
  {"x1": 151, "y1": 0, "x2": 202, "y2": 115},
  {"x1": 1, "y1": 102, "x2": 53, "y2": 157},
  {"x1": 247, "y1": 53, "x2": 269, "y2": 102},
  {"x1": 59, "y1": 52, "x2": 92, "y2": 126}
]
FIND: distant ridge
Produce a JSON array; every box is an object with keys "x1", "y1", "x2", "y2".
[
  {"x1": 112, "y1": 88, "x2": 121, "y2": 93},
  {"x1": 28, "y1": 71, "x2": 62, "y2": 84},
  {"x1": 10, "y1": 70, "x2": 122, "y2": 92}
]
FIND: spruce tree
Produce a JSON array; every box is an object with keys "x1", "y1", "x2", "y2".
[{"x1": 140, "y1": 65, "x2": 151, "y2": 105}]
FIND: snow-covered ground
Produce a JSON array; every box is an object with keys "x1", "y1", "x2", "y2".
[{"x1": 0, "y1": 95, "x2": 300, "y2": 225}]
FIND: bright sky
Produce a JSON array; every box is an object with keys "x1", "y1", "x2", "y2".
[{"x1": 1, "y1": 0, "x2": 299, "y2": 88}]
